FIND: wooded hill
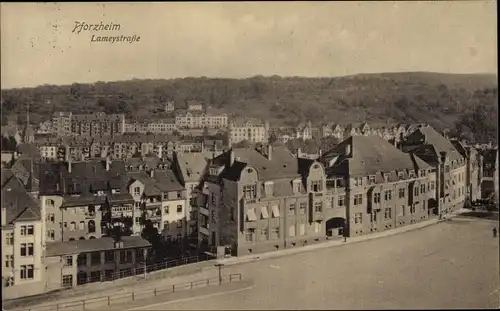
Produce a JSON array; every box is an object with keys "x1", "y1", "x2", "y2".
[{"x1": 1, "y1": 72, "x2": 498, "y2": 142}]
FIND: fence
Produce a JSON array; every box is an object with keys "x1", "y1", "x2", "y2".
[
  {"x1": 14, "y1": 273, "x2": 243, "y2": 311},
  {"x1": 76, "y1": 253, "x2": 212, "y2": 286}
]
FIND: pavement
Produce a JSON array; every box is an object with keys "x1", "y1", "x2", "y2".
[{"x1": 134, "y1": 213, "x2": 499, "y2": 309}]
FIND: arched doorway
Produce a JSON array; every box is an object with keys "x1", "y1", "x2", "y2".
[{"x1": 326, "y1": 217, "x2": 346, "y2": 238}]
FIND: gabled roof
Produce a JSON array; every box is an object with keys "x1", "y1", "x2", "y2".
[
  {"x1": 320, "y1": 135, "x2": 431, "y2": 177},
  {"x1": 405, "y1": 126, "x2": 464, "y2": 163},
  {"x1": 1, "y1": 175, "x2": 40, "y2": 224}
]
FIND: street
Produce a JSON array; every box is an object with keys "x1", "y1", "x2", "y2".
[{"x1": 129, "y1": 216, "x2": 499, "y2": 309}]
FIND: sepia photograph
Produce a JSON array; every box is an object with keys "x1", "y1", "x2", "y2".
[{"x1": 1, "y1": 1, "x2": 498, "y2": 310}]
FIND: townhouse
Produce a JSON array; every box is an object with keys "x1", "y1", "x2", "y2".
[
  {"x1": 70, "y1": 112, "x2": 125, "y2": 137},
  {"x1": 175, "y1": 111, "x2": 229, "y2": 130},
  {"x1": 319, "y1": 135, "x2": 435, "y2": 237},
  {"x1": 1, "y1": 170, "x2": 45, "y2": 299},
  {"x1": 228, "y1": 119, "x2": 269, "y2": 146},
  {"x1": 52, "y1": 112, "x2": 72, "y2": 136},
  {"x1": 401, "y1": 125, "x2": 469, "y2": 214},
  {"x1": 171, "y1": 152, "x2": 211, "y2": 244}
]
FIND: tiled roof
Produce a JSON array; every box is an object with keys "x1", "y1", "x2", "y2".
[
  {"x1": 62, "y1": 195, "x2": 106, "y2": 208},
  {"x1": 107, "y1": 193, "x2": 134, "y2": 204},
  {"x1": 1, "y1": 175, "x2": 40, "y2": 224},
  {"x1": 46, "y1": 236, "x2": 151, "y2": 257},
  {"x1": 213, "y1": 145, "x2": 300, "y2": 182},
  {"x1": 175, "y1": 153, "x2": 210, "y2": 183},
  {"x1": 406, "y1": 126, "x2": 464, "y2": 163},
  {"x1": 321, "y1": 135, "x2": 432, "y2": 177}
]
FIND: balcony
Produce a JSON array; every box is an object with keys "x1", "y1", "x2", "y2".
[
  {"x1": 199, "y1": 226, "x2": 209, "y2": 236},
  {"x1": 199, "y1": 206, "x2": 209, "y2": 216}
]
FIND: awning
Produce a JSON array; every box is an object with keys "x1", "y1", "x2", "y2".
[
  {"x1": 261, "y1": 206, "x2": 269, "y2": 219},
  {"x1": 246, "y1": 208, "x2": 257, "y2": 222},
  {"x1": 271, "y1": 205, "x2": 280, "y2": 218}
]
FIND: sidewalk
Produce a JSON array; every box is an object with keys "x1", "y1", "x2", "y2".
[{"x1": 215, "y1": 209, "x2": 468, "y2": 267}]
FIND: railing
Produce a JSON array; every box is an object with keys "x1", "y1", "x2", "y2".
[{"x1": 14, "y1": 274, "x2": 243, "y2": 311}]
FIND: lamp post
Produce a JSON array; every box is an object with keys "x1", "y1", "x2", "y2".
[{"x1": 214, "y1": 263, "x2": 224, "y2": 284}]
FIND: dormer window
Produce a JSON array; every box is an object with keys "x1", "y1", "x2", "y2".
[
  {"x1": 383, "y1": 173, "x2": 390, "y2": 183},
  {"x1": 368, "y1": 175, "x2": 376, "y2": 185},
  {"x1": 209, "y1": 168, "x2": 218, "y2": 176},
  {"x1": 408, "y1": 170, "x2": 416, "y2": 178},
  {"x1": 264, "y1": 182, "x2": 274, "y2": 197},
  {"x1": 293, "y1": 180, "x2": 302, "y2": 193},
  {"x1": 398, "y1": 172, "x2": 404, "y2": 180}
]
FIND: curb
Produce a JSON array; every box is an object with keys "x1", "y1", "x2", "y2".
[{"x1": 215, "y1": 212, "x2": 465, "y2": 267}]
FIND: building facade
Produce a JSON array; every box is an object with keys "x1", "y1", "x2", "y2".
[{"x1": 228, "y1": 119, "x2": 269, "y2": 146}]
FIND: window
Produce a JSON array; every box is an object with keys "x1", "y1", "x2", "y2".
[
  {"x1": 63, "y1": 255, "x2": 73, "y2": 267},
  {"x1": 20, "y1": 225, "x2": 34, "y2": 236},
  {"x1": 430, "y1": 181, "x2": 435, "y2": 191},
  {"x1": 314, "y1": 221, "x2": 321, "y2": 233},
  {"x1": 398, "y1": 172, "x2": 404, "y2": 180},
  {"x1": 299, "y1": 202, "x2": 307, "y2": 215},
  {"x1": 88, "y1": 220, "x2": 96, "y2": 233},
  {"x1": 420, "y1": 185, "x2": 426, "y2": 194},
  {"x1": 176, "y1": 220, "x2": 182, "y2": 228},
  {"x1": 164, "y1": 206, "x2": 170, "y2": 214},
  {"x1": 261, "y1": 206, "x2": 269, "y2": 219},
  {"x1": 211, "y1": 211, "x2": 216, "y2": 223},
  {"x1": 384, "y1": 208, "x2": 392, "y2": 219},
  {"x1": 383, "y1": 174, "x2": 390, "y2": 182},
  {"x1": 354, "y1": 194, "x2": 363, "y2": 205},
  {"x1": 63, "y1": 222, "x2": 68, "y2": 228},
  {"x1": 338, "y1": 196, "x2": 345, "y2": 207},
  {"x1": 79, "y1": 221, "x2": 85, "y2": 230},
  {"x1": 289, "y1": 225, "x2": 296, "y2": 237},
  {"x1": 4, "y1": 255, "x2": 13, "y2": 268},
  {"x1": 260, "y1": 228, "x2": 268, "y2": 240},
  {"x1": 77, "y1": 254, "x2": 87, "y2": 266},
  {"x1": 410, "y1": 205, "x2": 416, "y2": 214},
  {"x1": 20, "y1": 265, "x2": 34, "y2": 280},
  {"x1": 105, "y1": 251, "x2": 114, "y2": 263},
  {"x1": 46, "y1": 213, "x2": 55, "y2": 223},
  {"x1": 6, "y1": 232, "x2": 14, "y2": 245},
  {"x1": 20, "y1": 243, "x2": 34, "y2": 256},
  {"x1": 310, "y1": 180, "x2": 323, "y2": 192},
  {"x1": 368, "y1": 175, "x2": 376, "y2": 184},
  {"x1": 374, "y1": 193, "x2": 381, "y2": 204},
  {"x1": 120, "y1": 250, "x2": 132, "y2": 263},
  {"x1": 45, "y1": 199, "x2": 55, "y2": 206},
  {"x1": 400, "y1": 205, "x2": 406, "y2": 216},
  {"x1": 288, "y1": 204, "x2": 296, "y2": 216},
  {"x1": 133, "y1": 187, "x2": 140, "y2": 196},
  {"x1": 414, "y1": 187, "x2": 419, "y2": 196},
  {"x1": 163, "y1": 221, "x2": 170, "y2": 231},
  {"x1": 177, "y1": 205, "x2": 183, "y2": 213},
  {"x1": 242, "y1": 185, "x2": 257, "y2": 199},
  {"x1": 314, "y1": 202, "x2": 323, "y2": 213},
  {"x1": 62, "y1": 275, "x2": 73, "y2": 288},
  {"x1": 70, "y1": 222, "x2": 76, "y2": 231},
  {"x1": 90, "y1": 252, "x2": 101, "y2": 265},
  {"x1": 211, "y1": 193, "x2": 216, "y2": 205},
  {"x1": 384, "y1": 190, "x2": 392, "y2": 201},
  {"x1": 353, "y1": 177, "x2": 363, "y2": 187},
  {"x1": 408, "y1": 170, "x2": 416, "y2": 178},
  {"x1": 245, "y1": 229, "x2": 255, "y2": 242},
  {"x1": 271, "y1": 227, "x2": 280, "y2": 239},
  {"x1": 398, "y1": 188, "x2": 405, "y2": 199},
  {"x1": 177, "y1": 191, "x2": 182, "y2": 199},
  {"x1": 47, "y1": 230, "x2": 55, "y2": 241},
  {"x1": 354, "y1": 213, "x2": 363, "y2": 224}
]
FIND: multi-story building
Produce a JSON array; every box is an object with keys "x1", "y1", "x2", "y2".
[
  {"x1": 52, "y1": 112, "x2": 72, "y2": 136},
  {"x1": 228, "y1": 119, "x2": 269, "y2": 146},
  {"x1": 70, "y1": 112, "x2": 125, "y2": 137},
  {"x1": 175, "y1": 111, "x2": 228, "y2": 130},
  {"x1": 125, "y1": 169, "x2": 186, "y2": 238},
  {"x1": 124, "y1": 119, "x2": 177, "y2": 134},
  {"x1": 200, "y1": 144, "x2": 330, "y2": 256},
  {"x1": 44, "y1": 236, "x2": 151, "y2": 288},
  {"x1": 1, "y1": 170, "x2": 45, "y2": 299},
  {"x1": 402, "y1": 125, "x2": 468, "y2": 215},
  {"x1": 186, "y1": 100, "x2": 204, "y2": 112},
  {"x1": 36, "y1": 121, "x2": 53, "y2": 134},
  {"x1": 479, "y1": 147, "x2": 499, "y2": 201},
  {"x1": 451, "y1": 141, "x2": 483, "y2": 203},
  {"x1": 165, "y1": 101, "x2": 176, "y2": 114},
  {"x1": 172, "y1": 152, "x2": 211, "y2": 244},
  {"x1": 319, "y1": 135, "x2": 434, "y2": 238}
]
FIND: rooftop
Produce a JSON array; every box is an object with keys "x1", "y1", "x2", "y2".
[{"x1": 46, "y1": 236, "x2": 151, "y2": 257}]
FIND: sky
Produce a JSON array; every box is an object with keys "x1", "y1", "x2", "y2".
[{"x1": 1, "y1": 1, "x2": 497, "y2": 89}]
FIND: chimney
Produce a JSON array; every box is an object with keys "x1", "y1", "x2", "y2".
[
  {"x1": 149, "y1": 169, "x2": 154, "y2": 178},
  {"x1": 297, "y1": 148, "x2": 302, "y2": 158},
  {"x1": 105, "y1": 156, "x2": 111, "y2": 171},
  {"x1": 68, "y1": 158, "x2": 72, "y2": 174},
  {"x1": 267, "y1": 144, "x2": 272, "y2": 160},
  {"x1": 230, "y1": 149, "x2": 235, "y2": 166},
  {"x1": 345, "y1": 144, "x2": 351, "y2": 156}
]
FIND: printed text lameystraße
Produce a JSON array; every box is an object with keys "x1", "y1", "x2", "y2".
[{"x1": 72, "y1": 21, "x2": 140, "y2": 43}]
